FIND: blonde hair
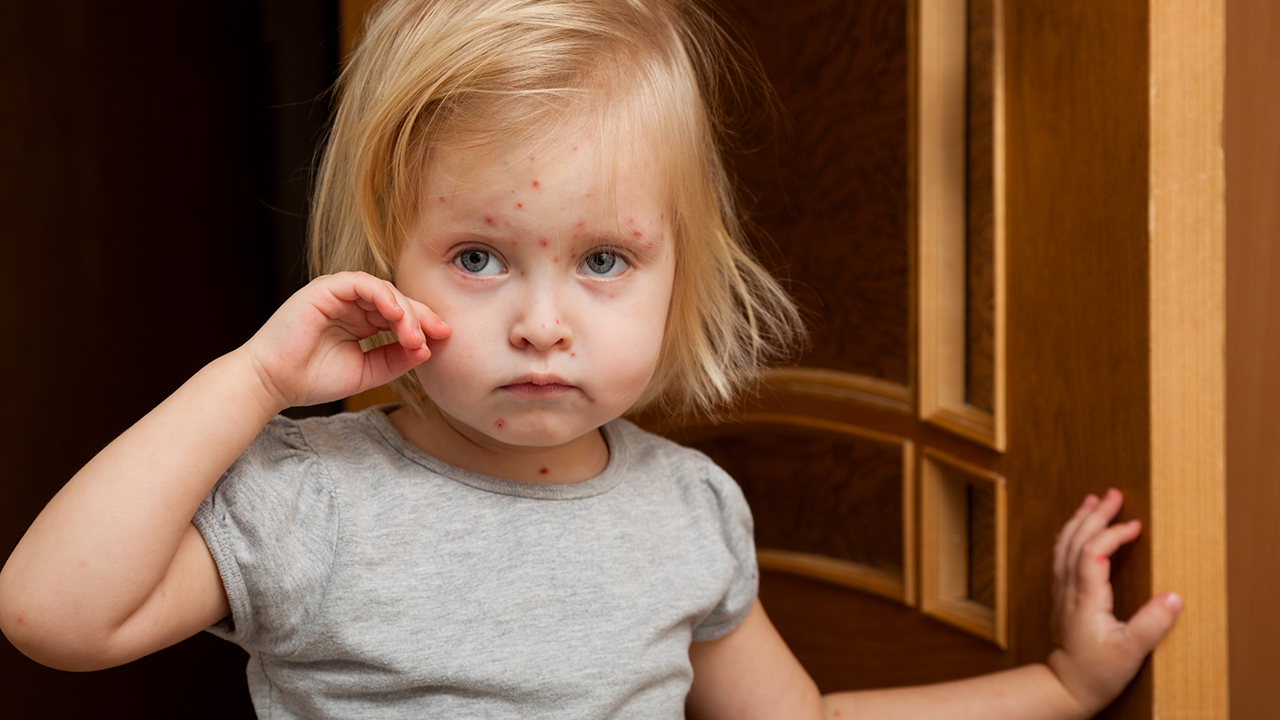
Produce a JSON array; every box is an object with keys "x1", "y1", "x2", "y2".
[{"x1": 310, "y1": 0, "x2": 804, "y2": 416}]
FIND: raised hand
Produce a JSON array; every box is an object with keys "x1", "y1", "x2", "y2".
[
  {"x1": 239, "y1": 271, "x2": 450, "y2": 410},
  {"x1": 1047, "y1": 489, "x2": 1182, "y2": 716}
]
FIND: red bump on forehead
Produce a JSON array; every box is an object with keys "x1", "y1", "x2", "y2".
[
  {"x1": 539, "y1": 238, "x2": 549, "y2": 247},
  {"x1": 532, "y1": 179, "x2": 541, "y2": 188},
  {"x1": 484, "y1": 215, "x2": 495, "y2": 225}
]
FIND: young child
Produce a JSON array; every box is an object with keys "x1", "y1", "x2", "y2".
[{"x1": 0, "y1": 0, "x2": 1180, "y2": 717}]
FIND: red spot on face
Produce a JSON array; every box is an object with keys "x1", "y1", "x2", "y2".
[
  {"x1": 438, "y1": 196, "x2": 446, "y2": 203},
  {"x1": 14, "y1": 612, "x2": 25, "y2": 624},
  {"x1": 632, "y1": 230, "x2": 643, "y2": 239},
  {"x1": 552, "y1": 256, "x2": 559, "y2": 263},
  {"x1": 572, "y1": 145, "x2": 578, "y2": 151},
  {"x1": 609, "y1": 294, "x2": 615, "y2": 299},
  {"x1": 539, "y1": 238, "x2": 549, "y2": 247},
  {"x1": 576, "y1": 220, "x2": 586, "y2": 227},
  {"x1": 516, "y1": 202, "x2": 523, "y2": 208},
  {"x1": 555, "y1": 319, "x2": 560, "y2": 324},
  {"x1": 539, "y1": 467, "x2": 549, "y2": 475},
  {"x1": 531, "y1": 179, "x2": 540, "y2": 188},
  {"x1": 588, "y1": 397, "x2": 597, "y2": 404},
  {"x1": 484, "y1": 216, "x2": 495, "y2": 225},
  {"x1": 520, "y1": 270, "x2": 526, "y2": 277},
  {"x1": 1095, "y1": 555, "x2": 1109, "y2": 565},
  {"x1": 495, "y1": 419, "x2": 504, "y2": 429},
  {"x1": 570, "y1": 352, "x2": 576, "y2": 357},
  {"x1": 584, "y1": 192, "x2": 591, "y2": 197}
]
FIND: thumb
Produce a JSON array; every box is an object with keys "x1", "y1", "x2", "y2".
[{"x1": 1123, "y1": 592, "x2": 1183, "y2": 654}]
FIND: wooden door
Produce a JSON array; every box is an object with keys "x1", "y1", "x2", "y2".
[
  {"x1": 338, "y1": 0, "x2": 1229, "y2": 716},
  {"x1": 645, "y1": 1, "x2": 1229, "y2": 718}
]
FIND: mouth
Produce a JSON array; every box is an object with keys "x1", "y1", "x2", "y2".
[{"x1": 500, "y1": 375, "x2": 577, "y2": 399}]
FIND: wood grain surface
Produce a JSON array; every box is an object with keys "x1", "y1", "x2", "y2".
[
  {"x1": 1224, "y1": 1, "x2": 1280, "y2": 717},
  {"x1": 1149, "y1": 1, "x2": 1229, "y2": 718},
  {"x1": 730, "y1": 0, "x2": 911, "y2": 384}
]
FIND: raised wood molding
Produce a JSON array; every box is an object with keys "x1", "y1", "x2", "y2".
[
  {"x1": 669, "y1": 412, "x2": 918, "y2": 606},
  {"x1": 919, "y1": 447, "x2": 1008, "y2": 648},
  {"x1": 1149, "y1": 1, "x2": 1229, "y2": 718},
  {"x1": 914, "y1": 0, "x2": 1007, "y2": 451},
  {"x1": 758, "y1": 550, "x2": 906, "y2": 605},
  {"x1": 764, "y1": 368, "x2": 912, "y2": 414}
]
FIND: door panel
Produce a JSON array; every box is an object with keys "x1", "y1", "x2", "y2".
[
  {"x1": 339, "y1": 0, "x2": 1229, "y2": 716},
  {"x1": 661, "y1": 1, "x2": 1228, "y2": 718}
]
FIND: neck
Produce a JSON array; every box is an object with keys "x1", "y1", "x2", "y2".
[{"x1": 386, "y1": 403, "x2": 610, "y2": 484}]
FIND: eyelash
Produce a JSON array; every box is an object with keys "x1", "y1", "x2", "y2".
[
  {"x1": 578, "y1": 247, "x2": 631, "y2": 278},
  {"x1": 452, "y1": 247, "x2": 505, "y2": 276},
  {"x1": 449, "y1": 245, "x2": 635, "y2": 278}
]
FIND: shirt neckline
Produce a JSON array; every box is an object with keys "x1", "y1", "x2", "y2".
[{"x1": 362, "y1": 404, "x2": 629, "y2": 500}]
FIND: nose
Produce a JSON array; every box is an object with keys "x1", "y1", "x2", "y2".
[{"x1": 509, "y1": 285, "x2": 573, "y2": 352}]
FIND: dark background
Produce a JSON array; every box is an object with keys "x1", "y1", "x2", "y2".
[{"x1": 0, "y1": 1, "x2": 340, "y2": 715}]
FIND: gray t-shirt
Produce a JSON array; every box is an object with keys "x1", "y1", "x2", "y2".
[{"x1": 193, "y1": 406, "x2": 757, "y2": 719}]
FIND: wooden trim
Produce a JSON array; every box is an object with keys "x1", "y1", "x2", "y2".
[
  {"x1": 345, "y1": 384, "x2": 400, "y2": 413},
  {"x1": 919, "y1": 447, "x2": 1007, "y2": 648},
  {"x1": 339, "y1": 0, "x2": 379, "y2": 61},
  {"x1": 758, "y1": 550, "x2": 905, "y2": 604},
  {"x1": 668, "y1": 412, "x2": 917, "y2": 606},
  {"x1": 763, "y1": 368, "x2": 912, "y2": 414},
  {"x1": 902, "y1": 439, "x2": 918, "y2": 606},
  {"x1": 914, "y1": 0, "x2": 1006, "y2": 451},
  {"x1": 990, "y1": 0, "x2": 1008, "y2": 453},
  {"x1": 1148, "y1": 1, "x2": 1229, "y2": 717}
]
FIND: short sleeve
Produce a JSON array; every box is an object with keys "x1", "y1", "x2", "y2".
[
  {"x1": 192, "y1": 415, "x2": 339, "y2": 656},
  {"x1": 690, "y1": 464, "x2": 758, "y2": 642}
]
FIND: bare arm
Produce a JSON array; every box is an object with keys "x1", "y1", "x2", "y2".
[
  {"x1": 688, "y1": 490, "x2": 1181, "y2": 720},
  {"x1": 0, "y1": 272, "x2": 447, "y2": 671}
]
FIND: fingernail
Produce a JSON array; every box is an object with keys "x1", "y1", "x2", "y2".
[{"x1": 1164, "y1": 592, "x2": 1184, "y2": 612}]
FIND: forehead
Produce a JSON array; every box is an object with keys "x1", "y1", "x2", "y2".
[{"x1": 421, "y1": 111, "x2": 669, "y2": 220}]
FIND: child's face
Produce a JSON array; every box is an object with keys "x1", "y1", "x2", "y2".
[{"x1": 395, "y1": 120, "x2": 675, "y2": 449}]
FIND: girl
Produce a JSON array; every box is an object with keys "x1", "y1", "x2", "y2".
[{"x1": 0, "y1": 0, "x2": 1180, "y2": 717}]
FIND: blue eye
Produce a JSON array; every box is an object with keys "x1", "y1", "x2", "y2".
[
  {"x1": 580, "y1": 250, "x2": 628, "y2": 278},
  {"x1": 455, "y1": 248, "x2": 504, "y2": 276}
]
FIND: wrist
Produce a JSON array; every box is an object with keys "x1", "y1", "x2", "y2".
[
  {"x1": 1044, "y1": 652, "x2": 1100, "y2": 720},
  {"x1": 220, "y1": 347, "x2": 291, "y2": 418}
]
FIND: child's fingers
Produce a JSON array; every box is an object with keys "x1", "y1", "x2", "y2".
[
  {"x1": 362, "y1": 337, "x2": 433, "y2": 387},
  {"x1": 1066, "y1": 489, "x2": 1125, "y2": 581},
  {"x1": 1120, "y1": 592, "x2": 1183, "y2": 656},
  {"x1": 398, "y1": 295, "x2": 450, "y2": 341},
  {"x1": 378, "y1": 282, "x2": 431, "y2": 349},
  {"x1": 1076, "y1": 519, "x2": 1143, "y2": 599},
  {"x1": 322, "y1": 272, "x2": 406, "y2": 327},
  {"x1": 1055, "y1": 494, "x2": 1100, "y2": 583}
]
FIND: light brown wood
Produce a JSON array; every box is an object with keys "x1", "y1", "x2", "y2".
[
  {"x1": 339, "y1": 0, "x2": 380, "y2": 62},
  {"x1": 345, "y1": 384, "x2": 399, "y2": 413},
  {"x1": 757, "y1": 550, "x2": 905, "y2": 604},
  {"x1": 920, "y1": 447, "x2": 1008, "y2": 647},
  {"x1": 764, "y1": 369, "x2": 912, "y2": 414},
  {"x1": 1224, "y1": 0, "x2": 1280, "y2": 717},
  {"x1": 916, "y1": 0, "x2": 1006, "y2": 451},
  {"x1": 1148, "y1": 2, "x2": 1229, "y2": 718}
]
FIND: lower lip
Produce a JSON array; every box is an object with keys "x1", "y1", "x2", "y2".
[{"x1": 502, "y1": 382, "x2": 575, "y2": 399}]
